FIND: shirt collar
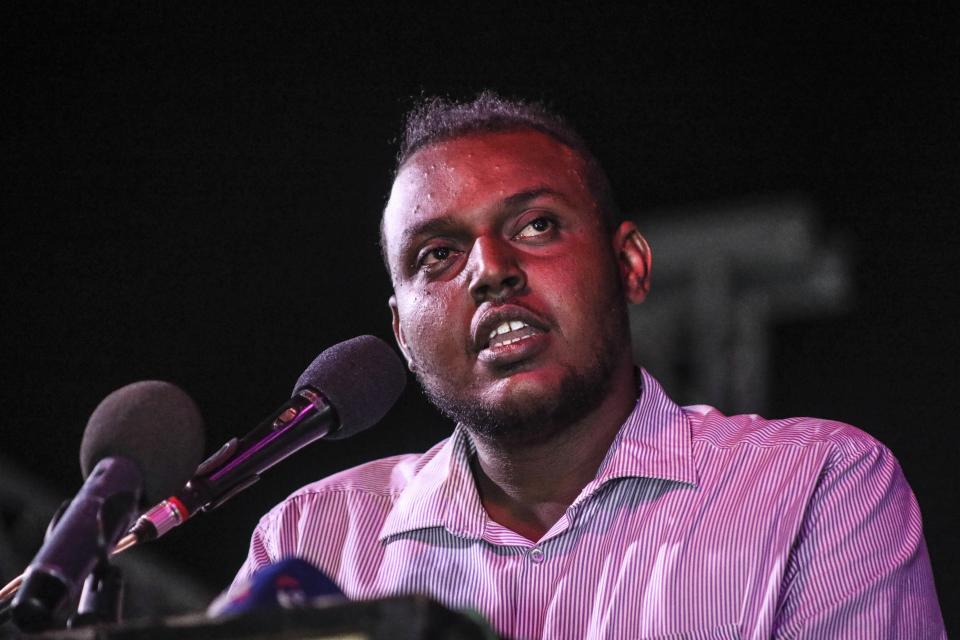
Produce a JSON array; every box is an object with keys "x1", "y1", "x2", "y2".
[
  {"x1": 378, "y1": 368, "x2": 698, "y2": 542},
  {"x1": 571, "y1": 368, "x2": 699, "y2": 511},
  {"x1": 379, "y1": 426, "x2": 486, "y2": 541}
]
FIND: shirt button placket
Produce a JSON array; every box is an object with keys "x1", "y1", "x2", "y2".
[{"x1": 529, "y1": 546, "x2": 545, "y2": 565}]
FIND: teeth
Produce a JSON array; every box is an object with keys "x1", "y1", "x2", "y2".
[{"x1": 487, "y1": 320, "x2": 529, "y2": 340}]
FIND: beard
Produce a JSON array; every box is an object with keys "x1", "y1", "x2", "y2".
[{"x1": 414, "y1": 313, "x2": 625, "y2": 446}]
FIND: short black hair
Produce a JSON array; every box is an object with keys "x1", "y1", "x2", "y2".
[
  {"x1": 397, "y1": 91, "x2": 620, "y2": 227},
  {"x1": 382, "y1": 92, "x2": 622, "y2": 275}
]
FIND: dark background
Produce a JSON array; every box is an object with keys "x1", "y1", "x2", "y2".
[{"x1": 2, "y1": 2, "x2": 957, "y2": 632}]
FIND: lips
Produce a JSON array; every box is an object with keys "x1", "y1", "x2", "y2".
[
  {"x1": 471, "y1": 304, "x2": 550, "y2": 355},
  {"x1": 488, "y1": 320, "x2": 541, "y2": 348}
]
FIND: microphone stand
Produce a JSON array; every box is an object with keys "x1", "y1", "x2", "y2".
[
  {"x1": 0, "y1": 499, "x2": 71, "y2": 630},
  {"x1": 68, "y1": 552, "x2": 124, "y2": 628},
  {"x1": 9, "y1": 487, "x2": 136, "y2": 632},
  {"x1": 64, "y1": 490, "x2": 136, "y2": 629}
]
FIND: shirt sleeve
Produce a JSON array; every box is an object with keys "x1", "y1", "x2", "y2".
[
  {"x1": 774, "y1": 441, "x2": 946, "y2": 639},
  {"x1": 204, "y1": 520, "x2": 274, "y2": 615}
]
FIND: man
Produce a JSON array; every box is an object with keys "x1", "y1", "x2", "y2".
[{"x1": 225, "y1": 93, "x2": 945, "y2": 638}]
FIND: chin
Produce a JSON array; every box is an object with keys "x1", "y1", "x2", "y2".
[{"x1": 418, "y1": 357, "x2": 616, "y2": 445}]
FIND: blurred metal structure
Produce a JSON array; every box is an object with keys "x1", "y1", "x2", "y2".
[
  {"x1": 0, "y1": 454, "x2": 214, "y2": 627},
  {"x1": 629, "y1": 197, "x2": 853, "y2": 414}
]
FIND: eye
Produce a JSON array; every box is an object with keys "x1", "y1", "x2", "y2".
[
  {"x1": 419, "y1": 246, "x2": 452, "y2": 267},
  {"x1": 515, "y1": 216, "x2": 556, "y2": 239}
]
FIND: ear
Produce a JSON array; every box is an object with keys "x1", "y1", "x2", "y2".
[
  {"x1": 389, "y1": 295, "x2": 416, "y2": 370},
  {"x1": 612, "y1": 221, "x2": 652, "y2": 304}
]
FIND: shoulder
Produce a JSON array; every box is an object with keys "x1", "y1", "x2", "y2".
[
  {"x1": 679, "y1": 404, "x2": 908, "y2": 490},
  {"x1": 683, "y1": 404, "x2": 885, "y2": 458},
  {"x1": 255, "y1": 438, "x2": 450, "y2": 531},
  {"x1": 288, "y1": 452, "x2": 426, "y2": 499}
]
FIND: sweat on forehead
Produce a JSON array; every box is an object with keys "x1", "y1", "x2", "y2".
[
  {"x1": 379, "y1": 126, "x2": 616, "y2": 278},
  {"x1": 381, "y1": 130, "x2": 602, "y2": 276},
  {"x1": 399, "y1": 131, "x2": 587, "y2": 194}
]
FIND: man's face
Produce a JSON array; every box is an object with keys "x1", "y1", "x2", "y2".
[{"x1": 383, "y1": 129, "x2": 647, "y2": 442}]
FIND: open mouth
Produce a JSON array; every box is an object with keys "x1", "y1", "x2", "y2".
[
  {"x1": 472, "y1": 304, "x2": 551, "y2": 366},
  {"x1": 486, "y1": 320, "x2": 542, "y2": 349}
]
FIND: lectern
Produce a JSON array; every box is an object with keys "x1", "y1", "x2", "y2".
[{"x1": 23, "y1": 596, "x2": 495, "y2": 640}]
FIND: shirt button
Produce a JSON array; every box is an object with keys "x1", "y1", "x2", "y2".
[{"x1": 529, "y1": 547, "x2": 545, "y2": 564}]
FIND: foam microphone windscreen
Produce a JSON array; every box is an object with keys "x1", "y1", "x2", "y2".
[
  {"x1": 79, "y1": 380, "x2": 205, "y2": 504},
  {"x1": 294, "y1": 335, "x2": 406, "y2": 440},
  {"x1": 211, "y1": 557, "x2": 345, "y2": 617}
]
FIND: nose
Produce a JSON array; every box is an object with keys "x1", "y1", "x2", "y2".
[{"x1": 467, "y1": 235, "x2": 527, "y2": 304}]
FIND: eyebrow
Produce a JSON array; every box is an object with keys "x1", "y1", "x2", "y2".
[
  {"x1": 398, "y1": 216, "x2": 462, "y2": 252},
  {"x1": 503, "y1": 186, "x2": 566, "y2": 209},
  {"x1": 398, "y1": 186, "x2": 567, "y2": 249}
]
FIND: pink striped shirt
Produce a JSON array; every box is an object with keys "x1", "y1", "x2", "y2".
[{"x1": 227, "y1": 369, "x2": 945, "y2": 639}]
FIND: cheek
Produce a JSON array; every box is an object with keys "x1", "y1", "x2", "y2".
[
  {"x1": 530, "y1": 243, "x2": 623, "y2": 324},
  {"x1": 396, "y1": 288, "x2": 458, "y2": 356},
  {"x1": 535, "y1": 240, "x2": 617, "y2": 295}
]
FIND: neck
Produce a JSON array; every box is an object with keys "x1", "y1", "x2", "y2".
[{"x1": 467, "y1": 363, "x2": 639, "y2": 542}]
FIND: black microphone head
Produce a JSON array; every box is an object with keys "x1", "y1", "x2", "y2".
[
  {"x1": 80, "y1": 380, "x2": 205, "y2": 504},
  {"x1": 294, "y1": 335, "x2": 406, "y2": 440}
]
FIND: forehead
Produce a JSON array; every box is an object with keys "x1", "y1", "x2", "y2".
[{"x1": 382, "y1": 130, "x2": 595, "y2": 252}]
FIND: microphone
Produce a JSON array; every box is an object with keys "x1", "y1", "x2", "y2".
[
  {"x1": 208, "y1": 557, "x2": 345, "y2": 617},
  {"x1": 130, "y1": 335, "x2": 406, "y2": 543},
  {"x1": 11, "y1": 381, "x2": 205, "y2": 631}
]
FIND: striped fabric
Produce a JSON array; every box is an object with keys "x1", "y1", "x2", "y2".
[{"x1": 226, "y1": 369, "x2": 945, "y2": 639}]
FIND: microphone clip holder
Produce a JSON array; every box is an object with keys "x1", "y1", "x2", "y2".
[{"x1": 68, "y1": 551, "x2": 124, "y2": 629}]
